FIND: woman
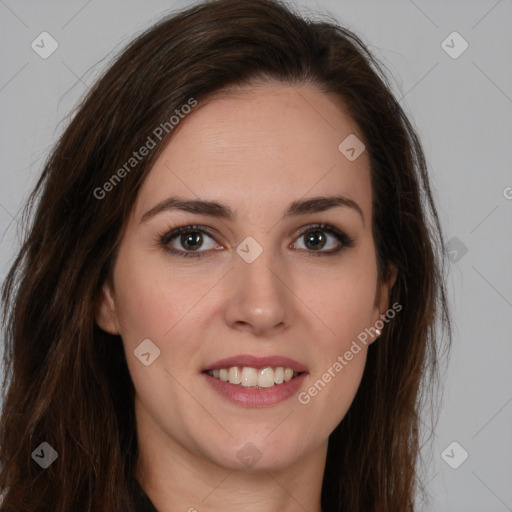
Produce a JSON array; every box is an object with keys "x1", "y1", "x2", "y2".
[{"x1": 0, "y1": 0, "x2": 451, "y2": 510}]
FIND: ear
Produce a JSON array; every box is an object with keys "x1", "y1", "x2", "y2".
[
  {"x1": 94, "y1": 282, "x2": 121, "y2": 335},
  {"x1": 370, "y1": 263, "x2": 398, "y2": 342}
]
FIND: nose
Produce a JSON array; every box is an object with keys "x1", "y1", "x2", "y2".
[{"x1": 223, "y1": 242, "x2": 293, "y2": 336}]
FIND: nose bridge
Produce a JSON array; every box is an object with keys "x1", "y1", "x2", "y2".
[{"x1": 225, "y1": 234, "x2": 291, "y2": 332}]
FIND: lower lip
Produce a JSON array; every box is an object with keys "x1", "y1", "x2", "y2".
[{"x1": 203, "y1": 372, "x2": 307, "y2": 407}]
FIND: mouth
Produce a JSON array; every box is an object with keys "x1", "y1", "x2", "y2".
[
  {"x1": 203, "y1": 366, "x2": 304, "y2": 389},
  {"x1": 201, "y1": 355, "x2": 308, "y2": 404}
]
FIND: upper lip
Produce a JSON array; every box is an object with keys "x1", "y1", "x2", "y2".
[{"x1": 203, "y1": 354, "x2": 308, "y2": 373}]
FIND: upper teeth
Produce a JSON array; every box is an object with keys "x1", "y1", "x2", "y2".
[{"x1": 207, "y1": 367, "x2": 297, "y2": 388}]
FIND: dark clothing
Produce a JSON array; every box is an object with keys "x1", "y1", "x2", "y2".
[
  {"x1": 0, "y1": 478, "x2": 158, "y2": 511},
  {"x1": 132, "y1": 478, "x2": 158, "y2": 512}
]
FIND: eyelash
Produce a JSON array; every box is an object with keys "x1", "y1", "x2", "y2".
[{"x1": 157, "y1": 223, "x2": 355, "y2": 259}]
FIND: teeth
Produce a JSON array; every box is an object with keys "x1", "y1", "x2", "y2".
[
  {"x1": 207, "y1": 366, "x2": 299, "y2": 388},
  {"x1": 258, "y1": 367, "x2": 275, "y2": 388},
  {"x1": 284, "y1": 368, "x2": 294, "y2": 381},
  {"x1": 274, "y1": 367, "x2": 284, "y2": 384},
  {"x1": 241, "y1": 367, "x2": 258, "y2": 387},
  {"x1": 228, "y1": 366, "x2": 241, "y2": 384}
]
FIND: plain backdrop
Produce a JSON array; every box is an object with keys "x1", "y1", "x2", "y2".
[{"x1": 0, "y1": 1, "x2": 511, "y2": 511}]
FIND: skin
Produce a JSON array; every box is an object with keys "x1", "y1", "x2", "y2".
[{"x1": 96, "y1": 82, "x2": 396, "y2": 512}]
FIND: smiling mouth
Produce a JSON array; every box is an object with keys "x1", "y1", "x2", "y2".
[{"x1": 204, "y1": 366, "x2": 303, "y2": 388}]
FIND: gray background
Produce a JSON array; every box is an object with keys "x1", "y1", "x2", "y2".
[{"x1": 1, "y1": 0, "x2": 511, "y2": 510}]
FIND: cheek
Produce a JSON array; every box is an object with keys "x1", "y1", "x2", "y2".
[
  {"x1": 112, "y1": 249, "x2": 208, "y2": 389},
  {"x1": 296, "y1": 345, "x2": 368, "y2": 448},
  {"x1": 112, "y1": 249, "x2": 197, "y2": 345},
  {"x1": 306, "y1": 253, "x2": 379, "y2": 345},
  {"x1": 297, "y1": 247, "x2": 377, "y2": 418}
]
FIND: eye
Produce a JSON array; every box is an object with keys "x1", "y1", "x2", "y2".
[
  {"x1": 158, "y1": 223, "x2": 354, "y2": 258},
  {"x1": 159, "y1": 225, "x2": 220, "y2": 258},
  {"x1": 291, "y1": 223, "x2": 354, "y2": 256}
]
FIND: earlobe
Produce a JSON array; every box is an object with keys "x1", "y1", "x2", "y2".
[
  {"x1": 94, "y1": 282, "x2": 120, "y2": 335},
  {"x1": 379, "y1": 263, "x2": 398, "y2": 310},
  {"x1": 386, "y1": 264, "x2": 398, "y2": 296},
  {"x1": 371, "y1": 264, "x2": 398, "y2": 340}
]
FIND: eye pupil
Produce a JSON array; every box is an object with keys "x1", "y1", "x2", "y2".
[
  {"x1": 182, "y1": 232, "x2": 202, "y2": 250},
  {"x1": 164, "y1": 224, "x2": 348, "y2": 257},
  {"x1": 305, "y1": 231, "x2": 326, "y2": 250}
]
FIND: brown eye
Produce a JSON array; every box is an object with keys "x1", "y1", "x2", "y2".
[
  {"x1": 180, "y1": 231, "x2": 204, "y2": 251},
  {"x1": 160, "y1": 225, "x2": 219, "y2": 258},
  {"x1": 160, "y1": 223, "x2": 354, "y2": 259},
  {"x1": 303, "y1": 230, "x2": 327, "y2": 251},
  {"x1": 292, "y1": 224, "x2": 354, "y2": 255}
]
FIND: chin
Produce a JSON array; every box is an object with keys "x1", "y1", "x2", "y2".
[{"x1": 203, "y1": 436, "x2": 310, "y2": 473}]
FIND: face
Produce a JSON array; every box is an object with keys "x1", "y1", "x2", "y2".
[{"x1": 96, "y1": 83, "x2": 395, "y2": 473}]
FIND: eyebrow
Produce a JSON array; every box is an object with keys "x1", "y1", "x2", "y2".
[{"x1": 141, "y1": 195, "x2": 365, "y2": 225}]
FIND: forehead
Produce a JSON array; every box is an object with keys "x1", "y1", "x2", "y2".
[{"x1": 133, "y1": 83, "x2": 372, "y2": 225}]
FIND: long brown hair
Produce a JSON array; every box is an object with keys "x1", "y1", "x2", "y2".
[{"x1": 0, "y1": 0, "x2": 451, "y2": 510}]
